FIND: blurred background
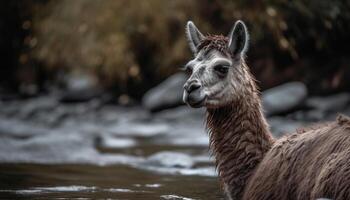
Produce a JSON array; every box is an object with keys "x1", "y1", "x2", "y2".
[{"x1": 0, "y1": 0, "x2": 349, "y2": 199}]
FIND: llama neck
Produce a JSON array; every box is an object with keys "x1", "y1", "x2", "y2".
[{"x1": 206, "y1": 91, "x2": 274, "y2": 200}]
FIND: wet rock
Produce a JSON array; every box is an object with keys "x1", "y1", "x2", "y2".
[
  {"x1": 0, "y1": 89, "x2": 20, "y2": 101},
  {"x1": 145, "y1": 151, "x2": 194, "y2": 168},
  {"x1": 164, "y1": 124, "x2": 207, "y2": 146},
  {"x1": 0, "y1": 118, "x2": 48, "y2": 138},
  {"x1": 176, "y1": 167, "x2": 216, "y2": 176},
  {"x1": 192, "y1": 155, "x2": 214, "y2": 164},
  {"x1": 263, "y1": 82, "x2": 307, "y2": 116},
  {"x1": 144, "y1": 184, "x2": 162, "y2": 188},
  {"x1": 291, "y1": 93, "x2": 350, "y2": 122},
  {"x1": 154, "y1": 106, "x2": 205, "y2": 122},
  {"x1": 169, "y1": 136, "x2": 209, "y2": 146},
  {"x1": 59, "y1": 73, "x2": 103, "y2": 103},
  {"x1": 143, "y1": 166, "x2": 216, "y2": 177},
  {"x1": 0, "y1": 186, "x2": 150, "y2": 195},
  {"x1": 107, "y1": 122, "x2": 170, "y2": 137},
  {"x1": 97, "y1": 135, "x2": 136, "y2": 149},
  {"x1": 31, "y1": 106, "x2": 70, "y2": 126},
  {"x1": 16, "y1": 96, "x2": 58, "y2": 119},
  {"x1": 168, "y1": 120, "x2": 204, "y2": 134},
  {"x1": 290, "y1": 109, "x2": 327, "y2": 122},
  {"x1": 0, "y1": 101, "x2": 19, "y2": 117},
  {"x1": 63, "y1": 73, "x2": 97, "y2": 91},
  {"x1": 97, "y1": 106, "x2": 150, "y2": 124},
  {"x1": 142, "y1": 73, "x2": 187, "y2": 112},
  {"x1": 152, "y1": 121, "x2": 206, "y2": 146},
  {"x1": 59, "y1": 88, "x2": 103, "y2": 103},
  {"x1": 161, "y1": 194, "x2": 196, "y2": 200},
  {"x1": 19, "y1": 84, "x2": 39, "y2": 97},
  {"x1": 345, "y1": 106, "x2": 350, "y2": 116},
  {"x1": 0, "y1": 94, "x2": 215, "y2": 173},
  {"x1": 0, "y1": 130, "x2": 144, "y2": 165},
  {"x1": 268, "y1": 117, "x2": 305, "y2": 137},
  {"x1": 306, "y1": 93, "x2": 350, "y2": 112}
]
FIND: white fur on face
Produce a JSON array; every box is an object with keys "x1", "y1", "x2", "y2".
[{"x1": 184, "y1": 49, "x2": 244, "y2": 108}]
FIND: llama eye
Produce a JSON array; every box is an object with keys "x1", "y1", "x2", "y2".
[
  {"x1": 214, "y1": 65, "x2": 229, "y2": 75},
  {"x1": 185, "y1": 67, "x2": 193, "y2": 75},
  {"x1": 181, "y1": 65, "x2": 193, "y2": 75}
]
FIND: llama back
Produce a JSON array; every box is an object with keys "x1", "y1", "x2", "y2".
[{"x1": 243, "y1": 115, "x2": 350, "y2": 200}]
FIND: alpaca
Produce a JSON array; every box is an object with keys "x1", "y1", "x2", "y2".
[{"x1": 183, "y1": 20, "x2": 350, "y2": 200}]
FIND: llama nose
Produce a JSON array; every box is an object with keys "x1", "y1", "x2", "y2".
[{"x1": 184, "y1": 81, "x2": 201, "y2": 93}]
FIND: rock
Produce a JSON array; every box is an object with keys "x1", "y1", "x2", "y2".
[
  {"x1": 142, "y1": 73, "x2": 187, "y2": 112},
  {"x1": 0, "y1": 98, "x2": 67, "y2": 127},
  {"x1": 64, "y1": 73, "x2": 98, "y2": 91},
  {"x1": 59, "y1": 88, "x2": 103, "y2": 103},
  {"x1": 169, "y1": 136, "x2": 209, "y2": 146},
  {"x1": 161, "y1": 194, "x2": 196, "y2": 200},
  {"x1": 0, "y1": 118, "x2": 48, "y2": 138},
  {"x1": 306, "y1": 93, "x2": 350, "y2": 112},
  {"x1": 11, "y1": 96, "x2": 58, "y2": 119},
  {"x1": 106, "y1": 122, "x2": 170, "y2": 137},
  {"x1": 268, "y1": 117, "x2": 305, "y2": 137},
  {"x1": 291, "y1": 109, "x2": 327, "y2": 122},
  {"x1": 144, "y1": 184, "x2": 162, "y2": 188},
  {"x1": 59, "y1": 73, "x2": 103, "y2": 103},
  {"x1": 145, "y1": 151, "x2": 194, "y2": 168},
  {"x1": 0, "y1": 89, "x2": 20, "y2": 101},
  {"x1": 293, "y1": 93, "x2": 350, "y2": 122},
  {"x1": 97, "y1": 105, "x2": 150, "y2": 124},
  {"x1": 154, "y1": 105, "x2": 205, "y2": 122},
  {"x1": 164, "y1": 122, "x2": 207, "y2": 146},
  {"x1": 263, "y1": 82, "x2": 307, "y2": 116},
  {"x1": 97, "y1": 135, "x2": 136, "y2": 149},
  {"x1": 345, "y1": 106, "x2": 350, "y2": 116},
  {"x1": 0, "y1": 130, "x2": 143, "y2": 165},
  {"x1": 19, "y1": 84, "x2": 39, "y2": 97},
  {"x1": 142, "y1": 166, "x2": 216, "y2": 177}
]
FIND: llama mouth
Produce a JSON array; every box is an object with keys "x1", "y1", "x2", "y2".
[
  {"x1": 183, "y1": 90, "x2": 206, "y2": 108},
  {"x1": 187, "y1": 97, "x2": 206, "y2": 108}
]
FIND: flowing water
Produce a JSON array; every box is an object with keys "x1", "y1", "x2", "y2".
[
  {"x1": 0, "y1": 164, "x2": 223, "y2": 199},
  {"x1": 0, "y1": 95, "x2": 317, "y2": 199},
  {"x1": 0, "y1": 98, "x2": 225, "y2": 199}
]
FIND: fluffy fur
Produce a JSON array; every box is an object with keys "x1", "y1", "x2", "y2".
[
  {"x1": 244, "y1": 115, "x2": 350, "y2": 200},
  {"x1": 184, "y1": 21, "x2": 350, "y2": 200}
]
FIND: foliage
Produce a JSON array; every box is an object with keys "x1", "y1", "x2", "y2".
[{"x1": 25, "y1": 0, "x2": 350, "y2": 96}]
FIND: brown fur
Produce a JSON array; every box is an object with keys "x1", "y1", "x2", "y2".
[
  {"x1": 201, "y1": 36, "x2": 350, "y2": 200},
  {"x1": 245, "y1": 116, "x2": 350, "y2": 200},
  {"x1": 198, "y1": 35, "x2": 231, "y2": 57}
]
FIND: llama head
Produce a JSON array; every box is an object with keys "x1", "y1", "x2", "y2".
[{"x1": 183, "y1": 20, "x2": 251, "y2": 108}]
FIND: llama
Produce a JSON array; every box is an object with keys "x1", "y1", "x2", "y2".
[{"x1": 183, "y1": 20, "x2": 350, "y2": 200}]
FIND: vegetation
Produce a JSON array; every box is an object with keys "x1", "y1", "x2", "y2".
[{"x1": 2, "y1": 0, "x2": 350, "y2": 98}]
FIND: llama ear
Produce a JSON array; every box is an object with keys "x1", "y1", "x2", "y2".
[
  {"x1": 228, "y1": 20, "x2": 249, "y2": 57},
  {"x1": 186, "y1": 21, "x2": 204, "y2": 54}
]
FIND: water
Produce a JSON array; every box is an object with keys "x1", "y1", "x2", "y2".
[
  {"x1": 0, "y1": 164, "x2": 223, "y2": 199},
  {"x1": 0, "y1": 96, "x2": 315, "y2": 199},
  {"x1": 0, "y1": 98, "x2": 223, "y2": 199}
]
